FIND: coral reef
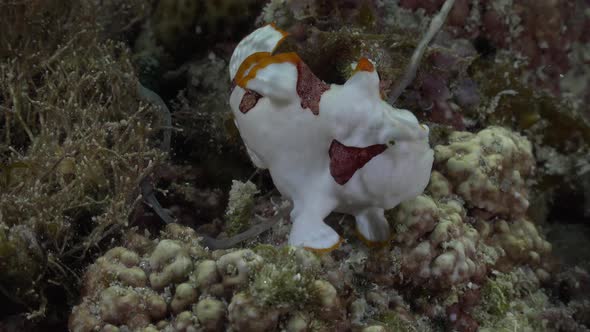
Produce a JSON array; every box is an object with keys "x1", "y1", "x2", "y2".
[
  {"x1": 69, "y1": 224, "x2": 344, "y2": 331},
  {"x1": 69, "y1": 127, "x2": 562, "y2": 332},
  {"x1": 397, "y1": 0, "x2": 590, "y2": 105},
  {"x1": 385, "y1": 127, "x2": 549, "y2": 287},
  {"x1": 434, "y1": 126, "x2": 534, "y2": 218},
  {"x1": 2, "y1": 0, "x2": 590, "y2": 331},
  {"x1": 388, "y1": 0, "x2": 590, "y2": 220},
  {"x1": 257, "y1": 0, "x2": 590, "y2": 216}
]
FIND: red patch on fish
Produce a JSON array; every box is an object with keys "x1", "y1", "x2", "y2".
[
  {"x1": 329, "y1": 140, "x2": 387, "y2": 185},
  {"x1": 239, "y1": 89, "x2": 262, "y2": 113},
  {"x1": 296, "y1": 61, "x2": 329, "y2": 115}
]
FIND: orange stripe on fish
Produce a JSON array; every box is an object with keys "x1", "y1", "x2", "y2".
[
  {"x1": 236, "y1": 52, "x2": 302, "y2": 88},
  {"x1": 268, "y1": 22, "x2": 289, "y2": 53}
]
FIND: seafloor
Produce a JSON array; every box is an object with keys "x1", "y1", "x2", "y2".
[{"x1": 1, "y1": 0, "x2": 589, "y2": 331}]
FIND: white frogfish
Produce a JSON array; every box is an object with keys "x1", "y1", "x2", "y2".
[{"x1": 229, "y1": 24, "x2": 434, "y2": 251}]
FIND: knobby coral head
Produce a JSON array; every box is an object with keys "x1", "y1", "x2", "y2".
[{"x1": 228, "y1": 24, "x2": 434, "y2": 250}]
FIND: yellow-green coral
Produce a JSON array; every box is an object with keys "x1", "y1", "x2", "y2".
[
  {"x1": 391, "y1": 193, "x2": 487, "y2": 287},
  {"x1": 434, "y1": 126, "x2": 534, "y2": 218},
  {"x1": 225, "y1": 180, "x2": 259, "y2": 236},
  {"x1": 478, "y1": 218, "x2": 552, "y2": 270}
]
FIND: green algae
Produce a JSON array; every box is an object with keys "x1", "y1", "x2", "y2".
[
  {"x1": 474, "y1": 270, "x2": 549, "y2": 331},
  {"x1": 0, "y1": 0, "x2": 165, "y2": 318},
  {"x1": 250, "y1": 245, "x2": 319, "y2": 309},
  {"x1": 225, "y1": 180, "x2": 259, "y2": 236},
  {"x1": 480, "y1": 276, "x2": 511, "y2": 317},
  {"x1": 374, "y1": 310, "x2": 425, "y2": 332}
]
